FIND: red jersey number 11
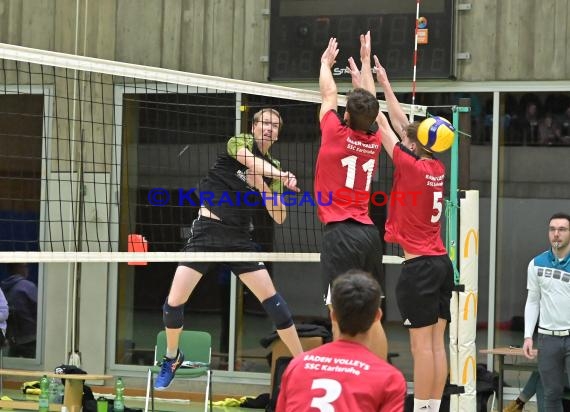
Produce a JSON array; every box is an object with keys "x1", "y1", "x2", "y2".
[{"x1": 341, "y1": 155, "x2": 375, "y2": 192}]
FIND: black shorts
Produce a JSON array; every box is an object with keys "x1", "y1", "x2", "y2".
[
  {"x1": 396, "y1": 254, "x2": 454, "y2": 328},
  {"x1": 321, "y1": 220, "x2": 384, "y2": 303},
  {"x1": 179, "y1": 216, "x2": 267, "y2": 276}
]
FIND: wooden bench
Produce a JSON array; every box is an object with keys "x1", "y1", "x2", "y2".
[{"x1": 0, "y1": 368, "x2": 113, "y2": 412}]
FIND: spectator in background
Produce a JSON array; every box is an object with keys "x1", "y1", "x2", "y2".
[
  {"x1": 515, "y1": 102, "x2": 540, "y2": 145},
  {"x1": 0, "y1": 287, "x2": 8, "y2": 345},
  {"x1": 557, "y1": 105, "x2": 570, "y2": 144},
  {"x1": 1, "y1": 263, "x2": 37, "y2": 358},
  {"x1": 538, "y1": 113, "x2": 561, "y2": 145}
]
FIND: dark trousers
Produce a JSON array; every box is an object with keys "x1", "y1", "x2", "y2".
[{"x1": 538, "y1": 334, "x2": 570, "y2": 412}]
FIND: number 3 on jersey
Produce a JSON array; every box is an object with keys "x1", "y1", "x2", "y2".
[
  {"x1": 341, "y1": 155, "x2": 375, "y2": 192},
  {"x1": 310, "y1": 378, "x2": 342, "y2": 411}
]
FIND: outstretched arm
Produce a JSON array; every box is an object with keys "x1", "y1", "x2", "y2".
[
  {"x1": 359, "y1": 31, "x2": 375, "y2": 94},
  {"x1": 374, "y1": 55, "x2": 410, "y2": 139},
  {"x1": 375, "y1": 106, "x2": 400, "y2": 160},
  {"x1": 347, "y1": 31, "x2": 375, "y2": 95},
  {"x1": 372, "y1": 55, "x2": 403, "y2": 159},
  {"x1": 319, "y1": 38, "x2": 339, "y2": 121}
]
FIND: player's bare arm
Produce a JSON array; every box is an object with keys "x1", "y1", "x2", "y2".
[
  {"x1": 347, "y1": 31, "x2": 375, "y2": 95},
  {"x1": 347, "y1": 57, "x2": 362, "y2": 89},
  {"x1": 359, "y1": 31, "x2": 375, "y2": 94},
  {"x1": 319, "y1": 37, "x2": 339, "y2": 121},
  {"x1": 246, "y1": 169, "x2": 287, "y2": 224},
  {"x1": 376, "y1": 108, "x2": 400, "y2": 160},
  {"x1": 235, "y1": 148, "x2": 300, "y2": 192},
  {"x1": 374, "y1": 55, "x2": 410, "y2": 139}
]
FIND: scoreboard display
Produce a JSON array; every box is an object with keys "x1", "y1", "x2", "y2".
[{"x1": 269, "y1": 0, "x2": 454, "y2": 81}]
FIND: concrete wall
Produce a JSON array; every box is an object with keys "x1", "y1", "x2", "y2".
[
  {"x1": 0, "y1": 0, "x2": 569, "y2": 82},
  {"x1": 458, "y1": 0, "x2": 570, "y2": 81},
  {"x1": 0, "y1": 0, "x2": 270, "y2": 81}
]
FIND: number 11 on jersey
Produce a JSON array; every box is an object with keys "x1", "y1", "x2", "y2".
[{"x1": 341, "y1": 155, "x2": 375, "y2": 192}]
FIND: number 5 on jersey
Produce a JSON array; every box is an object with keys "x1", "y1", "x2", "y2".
[{"x1": 432, "y1": 192, "x2": 443, "y2": 223}]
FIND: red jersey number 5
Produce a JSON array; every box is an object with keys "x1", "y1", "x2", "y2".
[{"x1": 432, "y1": 192, "x2": 443, "y2": 223}]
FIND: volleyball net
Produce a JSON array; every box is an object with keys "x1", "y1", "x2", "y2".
[
  {"x1": 0, "y1": 43, "x2": 478, "y2": 391},
  {"x1": 0, "y1": 42, "x2": 436, "y2": 265}
]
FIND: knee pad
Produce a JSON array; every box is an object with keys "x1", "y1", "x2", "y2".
[
  {"x1": 163, "y1": 301, "x2": 185, "y2": 329},
  {"x1": 262, "y1": 293, "x2": 293, "y2": 330}
]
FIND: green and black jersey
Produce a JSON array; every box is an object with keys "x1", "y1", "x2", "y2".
[{"x1": 198, "y1": 133, "x2": 283, "y2": 229}]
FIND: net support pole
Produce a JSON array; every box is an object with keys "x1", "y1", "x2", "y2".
[
  {"x1": 448, "y1": 106, "x2": 461, "y2": 276},
  {"x1": 448, "y1": 106, "x2": 475, "y2": 412},
  {"x1": 448, "y1": 104, "x2": 470, "y2": 274},
  {"x1": 448, "y1": 106, "x2": 460, "y2": 412},
  {"x1": 449, "y1": 190, "x2": 479, "y2": 412}
]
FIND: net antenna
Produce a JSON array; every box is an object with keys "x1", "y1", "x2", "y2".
[{"x1": 410, "y1": 0, "x2": 421, "y2": 123}]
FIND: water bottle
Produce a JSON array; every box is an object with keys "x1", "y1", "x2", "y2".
[
  {"x1": 49, "y1": 377, "x2": 64, "y2": 404},
  {"x1": 113, "y1": 377, "x2": 125, "y2": 412},
  {"x1": 38, "y1": 375, "x2": 49, "y2": 412},
  {"x1": 57, "y1": 379, "x2": 65, "y2": 404},
  {"x1": 48, "y1": 377, "x2": 59, "y2": 404}
]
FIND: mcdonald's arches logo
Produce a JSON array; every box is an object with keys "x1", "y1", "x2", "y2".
[
  {"x1": 463, "y1": 228, "x2": 479, "y2": 258},
  {"x1": 462, "y1": 355, "x2": 476, "y2": 384},
  {"x1": 463, "y1": 291, "x2": 478, "y2": 320}
]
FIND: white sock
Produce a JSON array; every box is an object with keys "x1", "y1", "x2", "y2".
[
  {"x1": 413, "y1": 398, "x2": 430, "y2": 412},
  {"x1": 429, "y1": 399, "x2": 441, "y2": 411},
  {"x1": 166, "y1": 348, "x2": 178, "y2": 359}
]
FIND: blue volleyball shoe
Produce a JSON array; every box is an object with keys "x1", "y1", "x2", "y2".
[{"x1": 154, "y1": 350, "x2": 185, "y2": 390}]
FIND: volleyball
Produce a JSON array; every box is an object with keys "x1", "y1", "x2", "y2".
[{"x1": 417, "y1": 116, "x2": 455, "y2": 153}]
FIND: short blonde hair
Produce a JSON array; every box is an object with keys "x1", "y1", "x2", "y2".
[{"x1": 252, "y1": 108, "x2": 283, "y2": 130}]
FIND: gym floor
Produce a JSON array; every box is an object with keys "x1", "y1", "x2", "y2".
[{"x1": 0, "y1": 388, "x2": 260, "y2": 411}]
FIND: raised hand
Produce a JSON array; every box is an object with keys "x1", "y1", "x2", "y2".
[
  {"x1": 320, "y1": 38, "x2": 339, "y2": 68},
  {"x1": 373, "y1": 55, "x2": 389, "y2": 87},
  {"x1": 347, "y1": 57, "x2": 362, "y2": 89},
  {"x1": 359, "y1": 30, "x2": 371, "y2": 62}
]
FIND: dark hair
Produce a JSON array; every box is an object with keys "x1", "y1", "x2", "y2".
[
  {"x1": 406, "y1": 121, "x2": 433, "y2": 156},
  {"x1": 549, "y1": 212, "x2": 570, "y2": 226},
  {"x1": 331, "y1": 270, "x2": 381, "y2": 336},
  {"x1": 345, "y1": 88, "x2": 379, "y2": 132},
  {"x1": 6, "y1": 263, "x2": 28, "y2": 275}
]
